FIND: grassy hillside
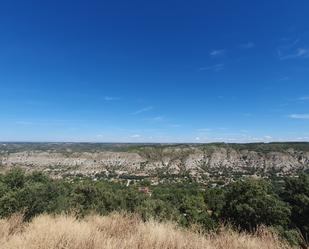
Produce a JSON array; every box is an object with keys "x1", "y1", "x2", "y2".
[{"x1": 0, "y1": 212, "x2": 292, "y2": 249}]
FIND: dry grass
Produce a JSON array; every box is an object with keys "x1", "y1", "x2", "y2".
[{"x1": 0, "y1": 213, "x2": 293, "y2": 249}]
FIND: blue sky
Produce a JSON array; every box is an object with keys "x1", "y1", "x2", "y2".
[{"x1": 0, "y1": 0, "x2": 309, "y2": 143}]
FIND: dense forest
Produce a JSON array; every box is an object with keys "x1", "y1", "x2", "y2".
[{"x1": 0, "y1": 169, "x2": 308, "y2": 247}]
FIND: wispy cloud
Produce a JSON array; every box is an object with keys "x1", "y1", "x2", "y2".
[
  {"x1": 277, "y1": 76, "x2": 290, "y2": 82},
  {"x1": 132, "y1": 106, "x2": 154, "y2": 115},
  {"x1": 15, "y1": 119, "x2": 88, "y2": 129},
  {"x1": 296, "y1": 48, "x2": 309, "y2": 57},
  {"x1": 299, "y1": 96, "x2": 309, "y2": 101},
  {"x1": 288, "y1": 114, "x2": 309, "y2": 120},
  {"x1": 143, "y1": 116, "x2": 165, "y2": 123},
  {"x1": 150, "y1": 116, "x2": 164, "y2": 122},
  {"x1": 279, "y1": 48, "x2": 309, "y2": 60},
  {"x1": 210, "y1": 49, "x2": 226, "y2": 57},
  {"x1": 130, "y1": 134, "x2": 141, "y2": 138},
  {"x1": 104, "y1": 96, "x2": 120, "y2": 101},
  {"x1": 278, "y1": 38, "x2": 300, "y2": 49},
  {"x1": 280, "y1": 37, "x2": 300, "y2": 46},
  {"x1": 196, "y1": 128, "x2": 212, "y2": 132},
  {"x1": 16, "y1": 121, "x2": 35, "y2": 125},
  {"x1": 277, "y1": 38, "x2": 309, "y2": 60},
  {"x1": 169, "y1": 124, "x2": 182, "y2": 128},
  {"x1": 199, "y1": 64, "x2": 224, "y2": 72},
  {"x1": 240, "y1": 42, "x2": 255, "y2": 49},
  {"x1": 242, "y1": 113, "x2": 253, "y2": 117},
  {"x1": 15, "y1": 119, "x2": 79, "y2": 126}
]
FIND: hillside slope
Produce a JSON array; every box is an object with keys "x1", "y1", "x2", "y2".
[{"x1": 0, "y1": 213, "x2": 292, "y2": 249}]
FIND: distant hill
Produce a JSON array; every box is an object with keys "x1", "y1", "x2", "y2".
[{"x1": 0, "y1": 142, "x2": 308, "y2": 184}]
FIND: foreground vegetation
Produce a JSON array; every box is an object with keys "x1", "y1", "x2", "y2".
[
  {"x1": 0, "y1": 212, "x2": 292, "y2": 249},
  {"x1": 0, "y1": 169, "x2": 308, "y2": 247}
]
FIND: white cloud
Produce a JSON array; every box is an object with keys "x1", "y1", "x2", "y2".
[
  {"x1": 130, "y1": 134, "x2": 141, "y2": 138},
  {"x1": 288, "y1": 114, "x2": 309, "y2": 120},
  {"x1": 210, "y1": 49, "x2": 226, "y2": 57},
  {"x1": 132, "y1": 106, "x2": 154, "y2": 115},
  {"x1": 199, "y1": 64, "x2": 224, "y2": 72}
]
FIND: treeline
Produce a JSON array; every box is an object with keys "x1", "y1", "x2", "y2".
[{"x1": 0, "y1": 169, "x2": 308, "y2": 247}]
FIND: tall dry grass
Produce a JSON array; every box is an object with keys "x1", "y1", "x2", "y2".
[{"x1": 0, "y1": 212, "x2": 293, "y2": 249}]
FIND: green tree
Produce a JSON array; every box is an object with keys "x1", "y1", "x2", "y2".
[
  {"x1": 4, "y1": 168, "x2": 25, "y2": 190},
  {"x1": 26, "y1": 171, "x2": 50, "y2": 184},
  {"x1": 0, "y1": 191, "x2": 21, "y2": 217},
  {"x1": 282, "y1": 173, "x2": 309, "y2": 241},
  {"x1": 70, "y1": 183, "x2": 99, "y2": 215},
  {"x1": 204, "y1": 188, "x2": 225, "y2": 219},
  {"x1": 222, "y1": 179, "x2": 291, "y2": 231},
  {"x1": 17, "y1": 181, "x2": 70, "y2": 220},
  {"x1": 137, "y1": 199, "x2": 181, "y2": 222}
]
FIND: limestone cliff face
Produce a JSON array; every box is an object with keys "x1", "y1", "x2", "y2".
[{"x1": 0, "y1": 144, "x2": 308, "y2": 177}]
